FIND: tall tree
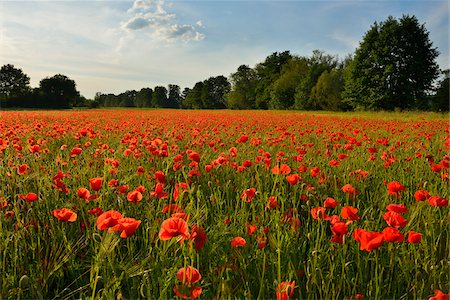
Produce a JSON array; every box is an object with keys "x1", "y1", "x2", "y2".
[
  {"x1": 135, "y1": 88, "x2": 153, "y2": 108},
  {"x1": 0, "y1": 64, "x2": 31, "y2": 107},
  {"x1": 294, "y1": 50, "x2": 338, "y2": 110},
  {"x1": 183, "y1": 82, "x2": 204, "y2": 109},
  {"x1": 270, "y1": 56, "x2": 309, "y2": 109},
  {"x1": 343, "y1": 15, "x2": 439, "y2": 110},
  {"x1": 310, "y1": 69, "x2": 345, "y2": 111},
  {"x1": 227, "y1": 65, "x2": 257, "y2": 109},
  {"x1": 167, "y1": 84, "x2": 181, "y2": 108},
  {"x1": 431, "y1": 69, "x2": 449, "y2": 111},
  {"x1": 200, "y1": 76, "x2": 231, "y2": 109},
  {"x1": 254, "y1": 51, "x2": 292, "y2": 109},
  {"x1": 39, "y1": 74, "x2": 79, "y2": 108},
  {"x1": 152, "y1": 86, "x2": 168, "y2": 108}
]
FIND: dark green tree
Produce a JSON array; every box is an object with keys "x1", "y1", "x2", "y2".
[
  {"x1": 183, "y1": 82, "x2": 204, "y2": 109},
  {"x1": 310, "y1": 69, "x2": 345, "y2": 111},
  {"x1": 200, "y1": 76, "x2": 231, "y2": 109},
  {"x1": 167, "y1": 84, "x2": 181, "y2": 108},
  {"x1": 152, "y1": 86, "x2": 168, "y2": 108},
  {"x1": 135, "y1": 88, "x2": 153, "y2": 108},
  {"x1": 0, "y1": 64, "x2": 31, "y2": 107},
  {"x1": 343, "y1": 15, "x2": 440, "y2": 110},
  {"x1": 270, "y1": 56, "x2": 309, "y2": 109},
  {"x1": 254, "y1": 51, "x2": 292, "y2": 109},
  {"x1": 227, "y1": 65, "x2": 257, "y2": 109},
  {"x1": 39, "y1": 74, "x2": 79, "y2": 108},
  {"x1": 294, "y1": 50, "x2": 338, "y2": 110},
  {"x1": 431, "y1": 70, "x2": 449, "y2": 111}
]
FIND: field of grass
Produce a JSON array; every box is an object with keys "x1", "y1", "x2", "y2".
[{"x1": 0, "y1": 109, "x2": 448, "y2": 299}]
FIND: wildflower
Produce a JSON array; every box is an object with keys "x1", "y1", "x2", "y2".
[
  {"x1": 407, "y1": 231, "x2": 422, "y2": 244},
  {"x1": 341, "y1": 206, "x2": 360, "y2": 222},
  {"x1": 89, "y1": 177, "x2": 103, "y2": 191},
  {"x1": 324, "y1": 197, "x2": 338, "y2": 208},
  {"x1": 382, "y1": 227, "x2": 404, "y2": 242},
  {"x1": 276, "y1": 280, "x2": 295, "y2": 300},
  {"x1": 96, "y1": 210, "x2": 123, "y2": 230},
  {"x1": 387, "y1": 181, "x2": 405, "y2": 197},
  {"x1": 127, "y1": 190, "x2": 143, "y2": 203},
  {"x1": 267, "y1": 196, "x2": 279, "y2": 210},
  {"x1": 341, "y1": 184, "x2": 357, "y2": 196},
  {"x1": 111, "y1": 217, "x2": 141, "y2": 238},
  {"x1": 383, "y1": 211, "x2": 408, "y2": 228},
  {"x1": 190, "y1": 224, "x2": 207, "y2": 251},
  {"x1": 241, "y1": 188, "x2": 256, "y2": 202},
  {"x1": 231, "y1": 236, "x2": 246, "y2": 248},
  {"x1": 353, "y1": 229, "x2": 384, "y2": 251},
  {"x1": 52, "y1": 208, "x2": 77, "y2": 222},
  {"x1": 414, "y1": 189, "x2": 430, "y2": 201},
  {"x1": 386, "y1": 204, "x2": 408, "y2": 214},
  {"x1": 158, "y1": 217, "x2": 189, "y2": 241}
]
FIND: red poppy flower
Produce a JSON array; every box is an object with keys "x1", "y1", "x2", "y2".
[
  {"x1": 158, "y1": 217, "x2": 189, "y2": 241},
  {"x1": 329, "y1": 159, "x2": 341, "y2": 166},
  {"x1": 386, "y1": 204, "x2": 408, "y2": 214},
  {"x1": 272, "y1": 164, "x2": 291, "y2": 175},
  {"x1": 24, "y1": 192, "x2": 38, "y2": 203},
  {"x1": 286, "y1": 174, "x2": 301, "y2": 185},
  {"x1": 311, "y1": 207, "x2": 329, "y2": 221},
  {"x1": 190, "y1": 224, "x2": 207, "y2": 251},
  {"x1": 70, "y1": 147, "x2": 82, "y2": 157},
  {"x1": 52, "y1": 208, "x2": 77, "y2": 222},
  {"x1": 414, "y1": 189, "x2": 430, "y2": 201},
  {"x1": 387, "y1": 181, "x2": 405, "y2": 197},
  {"x1": 176, "y1": 266, "x2": 202, "y2": 285},
  {"x1": 267, "y1": 196, "x2": 279, "y2": 210},
  {"x1": 276, "y1": 280, "x2": 295, "y2": 300},
  {"x1": 150, "y1": 183, "x2": 168, "y2": 199},
  {"x1": 77, "y1": 187, "x2": 91, "y2": 200},
  {"x1": 341, "y1": 206, "x2": 360, "y2": 222},
  {"x1": 241, "y1": 188, "x2": 256, "y2": 202},
  {"x1": 428, "y1": 290, "x2": 449, "y2": 300},
  {"x1": 231, "y1": 236, "x2": 246, "y2": 248},
  {"x1": 427, "y1": 196, "x2": 448, "y2": 207},
  {"x1": 324, "y1": 197, "x2": 338, "y2": 208},
  {"x1": 111, "y1": 217, "x2": 141, "y2": 238},
  {"x1": 341, "y1": 184, "x2": 357, "y2": 196},
  {"x1": 17, "y1": 164, "x2": 28, "y2": 175},
  {"x1": 330, "y1": 221, "x2": 348, "y2": 244},
  {"x1": 127, "y1": 190, "x2": 143, "y2": 203},
  {"x1": 89, "y1": 177, "x2": 103, "y2": 191},
  {"x1": 246, "y1": 223, "x2": 257, "y2": 235},
  {"x1": 154, "y1": 171, "x2": 166, "y2": 183},
  {"x1": 382, "y1": 227, "x2": 404, "y2": 242},
  {"x1": 96, "y1": 210, "x2": 123, "y2": 230},
  {"x1": 383, "y1": 211, "x2": 408, "y2": 228},
  {"x1": 353, "y1": 229, "x2": 384, "y2": 251},
  {"x1": 310, "y1": 166, "x2": 321, "y2": 177},
  {"x1": 407, "y1": 231, "x2": 422, "y2": 244}
]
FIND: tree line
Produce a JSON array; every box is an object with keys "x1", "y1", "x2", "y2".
[{"x1": 1, "y1": 15, "x2": 448, "y2": 111}]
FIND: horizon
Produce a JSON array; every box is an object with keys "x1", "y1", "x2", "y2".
[{"x1": 1, "y1": 0, "x2": 448, "y2": 99}]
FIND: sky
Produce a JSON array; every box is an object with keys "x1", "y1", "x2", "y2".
[{"x1": 1, "y1": 0, "x2": 448, "y2": 99}]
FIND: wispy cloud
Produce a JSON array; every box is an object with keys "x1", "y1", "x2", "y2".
[
  {"x1": 121, "y1": 0, "x2": 204, "y2": 42},
  {"x1": 330, "y1": 31, "x2": 359, "y2": 51}
]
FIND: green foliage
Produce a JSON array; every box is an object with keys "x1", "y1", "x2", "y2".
[
  {"x1": 167, "y1": 84, "x2": 181, "y2": 108},
  {"x1": 254, "y1": 51, "x2": 293, "y2": 109},
  {"x1": 431, "y1": 70, "x2": 449, "y2": 112},
  {"x1": 0, "y1": 64, "x2": 31, "y2": 106},
  {"x1": 152, "y1": 86, "x2": 168, "y2": 108},
  {"x1": 39, "y1": 74, "x2": 80, "y2": 108},
  {"x1": 344, "y1": 15, "x2": 440, "y2": 110},
  {"x1": 310, "y1": 69, "x2": 345, "y2": 111},
  {"x1": 135, "y1": 88, "x2": 153, "y2": 108},
  {"x1": 227, "y1": 65, "x2": 257, "y2": 109}
]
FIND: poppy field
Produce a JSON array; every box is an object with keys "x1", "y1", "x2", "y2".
[{"x1": 0, "y1": 109, "x2": 448, "y2": 299}]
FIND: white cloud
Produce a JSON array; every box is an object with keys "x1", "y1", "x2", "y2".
[
  {"x1": 121, "y1": 0, "x2": 204, "y2": 42},
  {"x1": 330, "y1": 31, "x2": 359, "y2": 51}
]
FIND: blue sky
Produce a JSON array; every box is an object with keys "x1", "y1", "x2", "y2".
[{"x1": 1, "y1": 0, "x2": 448, "y2": 98}]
